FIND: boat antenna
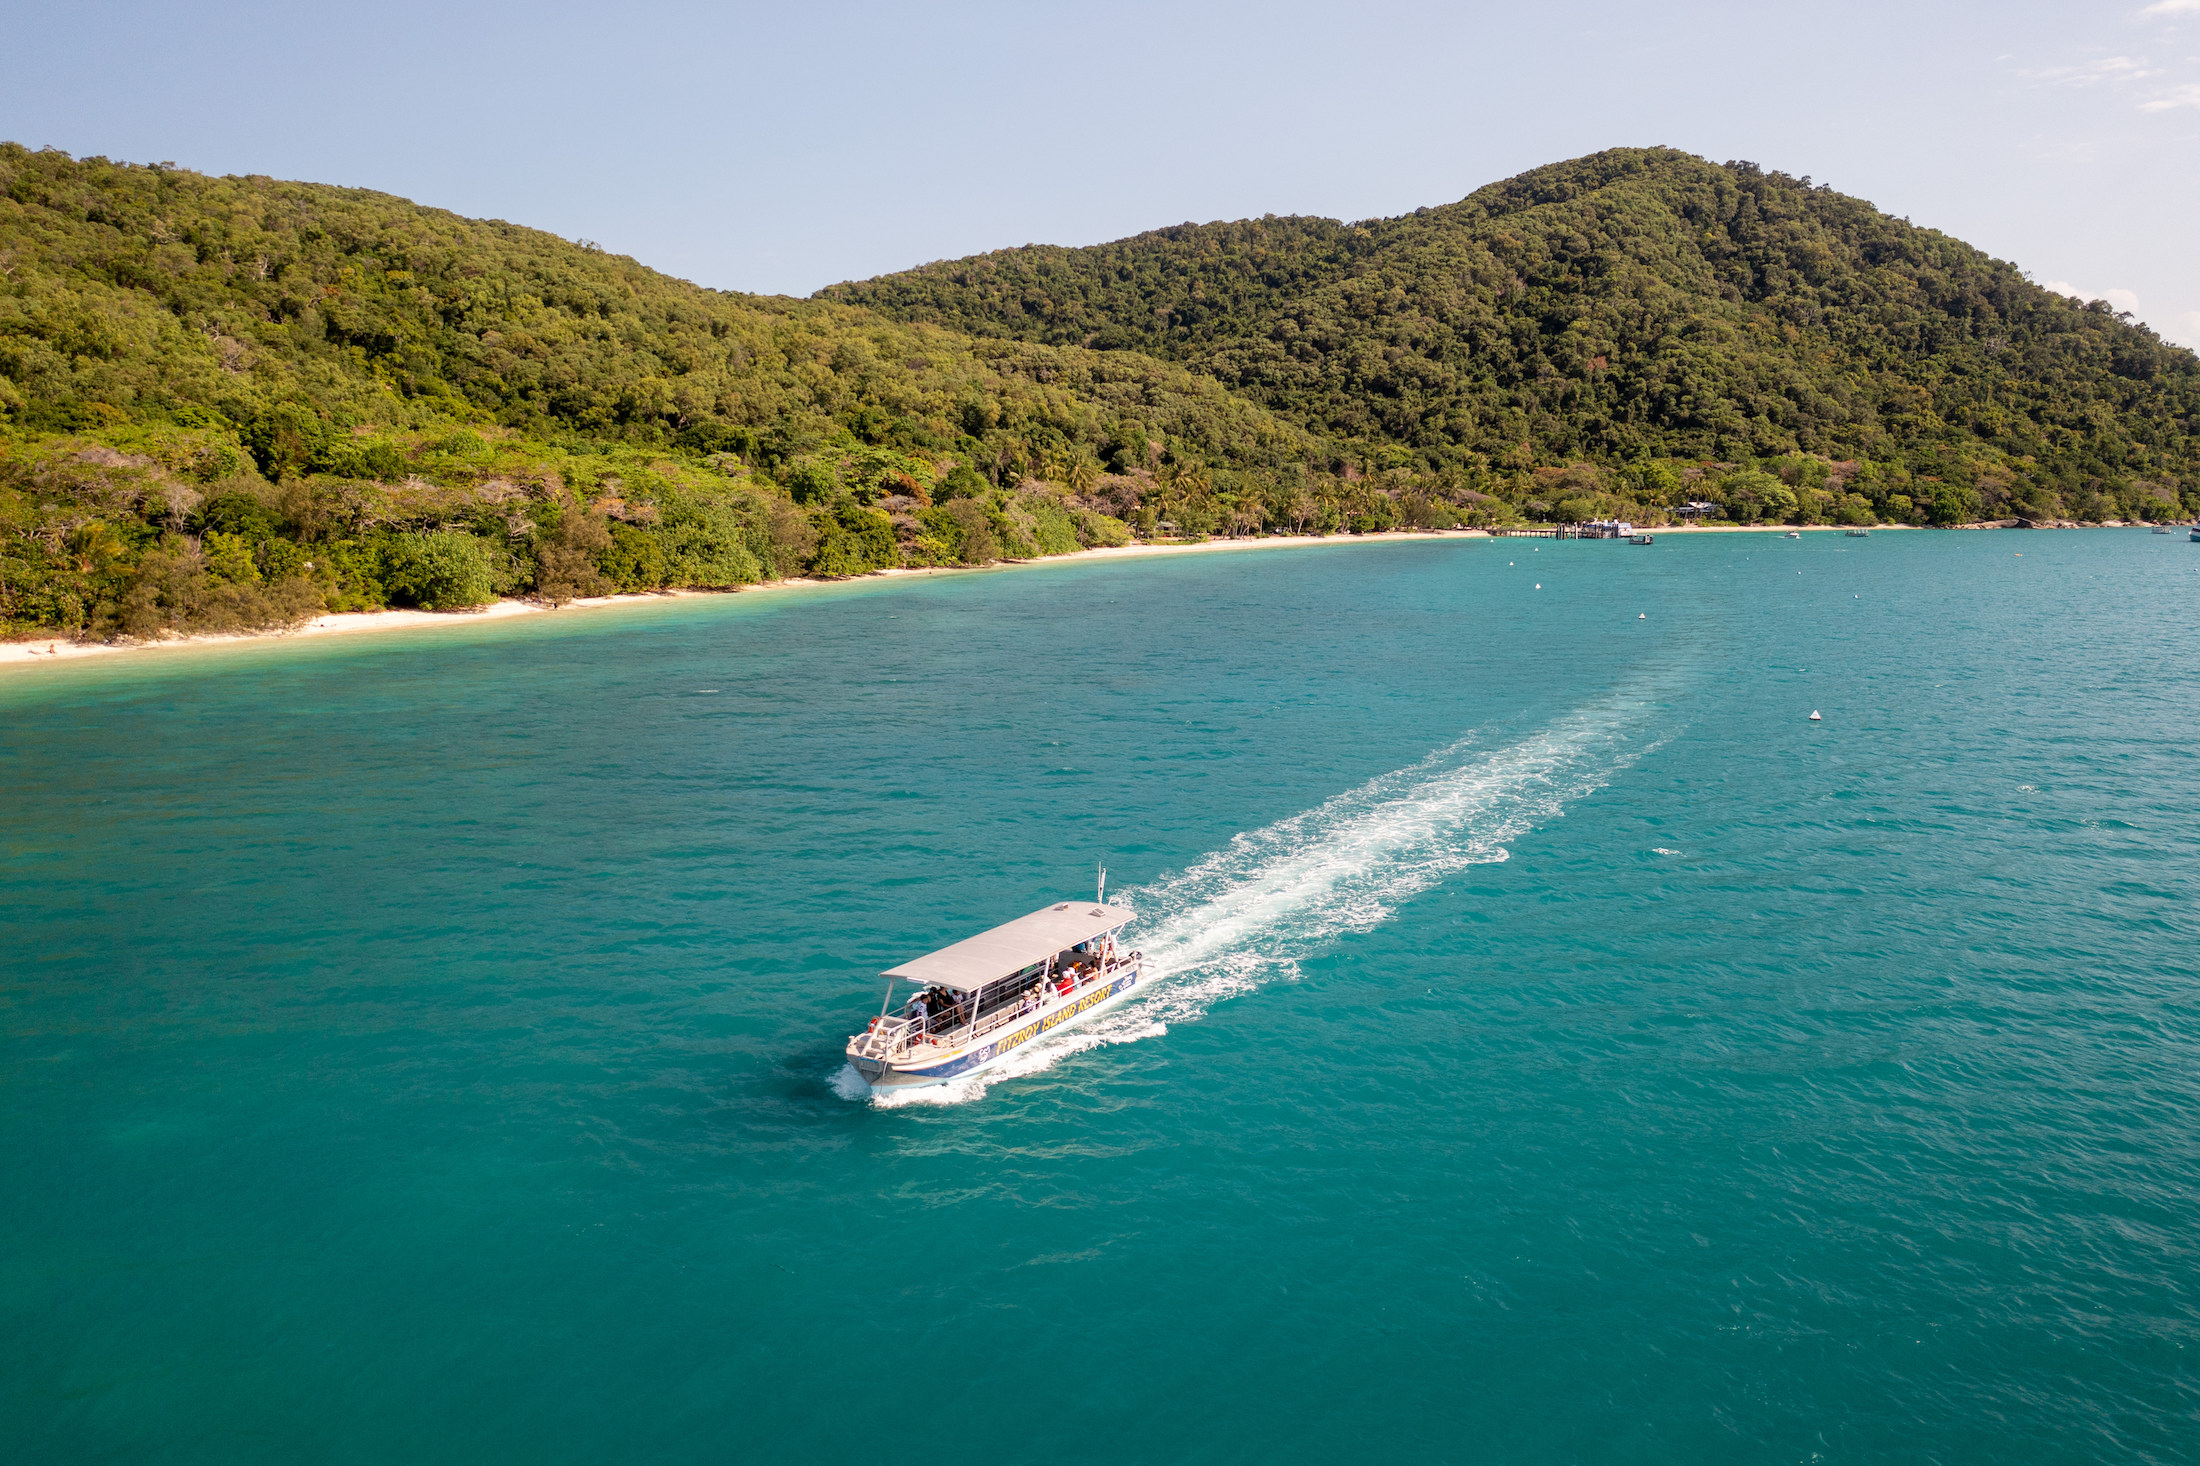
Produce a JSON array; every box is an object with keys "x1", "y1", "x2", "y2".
[{"x1": 1097, "y1": 863, "x2": 1107, "y2": 906}]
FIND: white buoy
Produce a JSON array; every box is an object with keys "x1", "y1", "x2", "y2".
[
  {"x1": 1638, "y1": 613, "x2": 1646, "y2": 619},
  {"x1": 1809, "y1": 710, "x2": 1822, "y2": 721}
]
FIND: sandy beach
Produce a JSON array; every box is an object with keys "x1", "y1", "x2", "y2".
[
  {"x1": 6, "y1": 520, "x2": 2057, "y2": 668},
  {"x1": 0, "y1": 528, "x2": 1499, "y2": 669}
]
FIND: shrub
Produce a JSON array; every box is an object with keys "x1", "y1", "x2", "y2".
[
  {"x1": 308, "y1": 540, "x2": 387, "y2": 611},
  {"x1": 808, "y1": 500, "x2": 897, "y2": 576},
  {"x1": 381, "y1": 532, "x2": 495, "y2": 610},
  {"x1": 936, "y1": 463, "x2": 989, "y2": 501},
  {"x1": 530, "y1": 511, "x2": 611, "y2": 604},
  {"x1": 919, "y1": 500, "x2": 999, "y2": 564},
  {"x1": 200, "y1": 531, "x2": 262, "y2": 585},
  {"x1": 1714, "y1": 469, "x2": 1795, "y2": 524},
  {"x1": 196, "y1": 491, "x2": 286, "y2": 540},
  {"x1": 106, "y1": 544, "x2": 324, "y2": 640},
  {"x1": 1071, "y1": 506, "x2": 1131, "y2": 547},
  {"x1": 1397, "y1": 494, "x2": 1462, "y2": 529},
  {"x1": 1012, "y1": 491, "x2": 1084, "y2": 555},
  {"x1": 783, "y1": 460, "x2": 838, "y2": 506},
  {"x1": 604, "y1": 523, "x2": 669, "y2": 592},
  {"x1": 658, "y1": 503, "x2": 764, "y2": 588},
  {"x1": 901, "y1": 534, "x2": 958, "y2": 567},
  {"x1": 1925, "y1": 483, "x2": 1981, "y2": 526}
]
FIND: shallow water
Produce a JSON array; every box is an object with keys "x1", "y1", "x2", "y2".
[{"x1": 4, "y1": 531, "x2": 2198, "y2": 1462}]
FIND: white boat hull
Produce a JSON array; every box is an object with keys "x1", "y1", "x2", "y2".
[{"x1": 851, "y1": 963, "x2": 1145, "y2": 1093}]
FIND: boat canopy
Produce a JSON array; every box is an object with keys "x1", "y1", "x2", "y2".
[{"x1": 882, "y1": 901, "x2": 1135, "y2": 992}]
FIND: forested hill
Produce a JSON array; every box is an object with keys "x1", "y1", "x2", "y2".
[
  {"x1": 0, "y1": 144, "x2": 1324, "y2": 639},
  {"x1": 824, "y1": 148, "x2": 2200, "y2": 505},
  {"x1": 0, "y1": 143, "x2": 1315, "y2": 476},
  {"x1": 6, "y1": 143, "x2": 2198, "y2": 644}
]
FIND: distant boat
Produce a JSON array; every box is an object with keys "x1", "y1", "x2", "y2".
[
  {"x1": 1809, "y1": 710, "x2": 1822, "y2": 721},
  {"x1": 1630, "y1": 533, "x2": 1654, "y2": 545},
  {"x1": 1845, "y1": 528, "x2": 1870, "y2": 537},
  {"x1": 2191, "y1": 525, "x2": 2200, "y2": 542},
  {"x1": 1785, "y1": 530, "x2": 1800, "y2": 539},
  {"x1": 2153, "y1": 526, "x2": 2173, "y2": 534}
]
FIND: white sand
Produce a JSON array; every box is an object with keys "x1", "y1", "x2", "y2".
[{"x1": 0, "y1": 530, "x2": 1487, "y2": 669}]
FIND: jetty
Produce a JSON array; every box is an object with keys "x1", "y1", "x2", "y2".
[{"x1": 1492, "y1": 519, "x2": 1638, "y2": 541}]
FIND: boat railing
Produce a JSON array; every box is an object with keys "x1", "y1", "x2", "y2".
[{"x1": 855, "y1": 953, "x2": 1142, "y2": 1058}]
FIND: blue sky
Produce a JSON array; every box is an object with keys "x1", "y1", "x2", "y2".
[{"x1": 6, "y1": 0, "x2": 2197, "y2": 345}]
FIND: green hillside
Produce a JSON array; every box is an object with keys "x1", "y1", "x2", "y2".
[
  {"x1": 825, "y1": 148, "x2": 2200, "y2": 526},
  {"x1": 0, "y1": 144, "x2": 1328, "y2": 639},
  {"x1": 8, "y1": 143, "x2": 2196, "y2": 643}
]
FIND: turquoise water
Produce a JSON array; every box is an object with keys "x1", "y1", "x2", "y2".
[{"x1": 4, "y1": 531, "x2": 2198, "y2": 1463}]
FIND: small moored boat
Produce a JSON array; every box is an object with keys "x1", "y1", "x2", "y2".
[
  {"x1": 1630, "y1": 533, "x2": 1654, "y2": 545},
  {"x1": 1845, "y1": 528, "x2": 1870, "y2": 537},
  {"x1": 1785, "y1": 530, "x2": 1801, "y2": 539},
  {"x1": 846, "y1": 891, "x2": 1141, "y2": 1094}
]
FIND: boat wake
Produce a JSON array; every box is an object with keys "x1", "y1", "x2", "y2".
[{"x1": 843, "y1": 687, "x2": 1672, "y2": 1106}]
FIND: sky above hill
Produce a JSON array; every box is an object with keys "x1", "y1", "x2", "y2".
[{"x1": 6, "y1": 0, "x2": 2197, "y2": 347}]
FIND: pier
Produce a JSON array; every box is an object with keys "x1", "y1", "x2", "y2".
[{"x1": 1490, "y1": 520, "x2": 1636, "y2": 540}]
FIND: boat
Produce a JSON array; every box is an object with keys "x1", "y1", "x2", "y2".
[
  {"x1": 1785, "y1": 530, "x2": 1800, "y2": 539},
  {"x1": 2191, "y1": 525, "x2": 2200, "y2": 542},
  {"x1": 1845, "y1": 529, "x2": 1870, "y2": 537},
  {"x1": 2154, "y1": 526, "x2": 2173, "y2": 534},
  {"x1": 846, "y1": 887, "x2": 1142, "y2": 1094},
  {"x1": 1630, "y1": 533, "x2": 1654, "y2": 545}
]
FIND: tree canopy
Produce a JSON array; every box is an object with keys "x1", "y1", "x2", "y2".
[
  {"x1": 0, "y1": 144, "x2": 1327, "y2": 637},
  {"x1": 5, "y1": 143, "x2": 2194, "y2": 642},
  {"x1": 824, "y1": 147, "x2": 2200, "y2": 512}
]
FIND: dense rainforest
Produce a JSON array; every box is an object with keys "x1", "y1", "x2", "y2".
[
  {"x1": 828, "y1": 147, "x2": 2200, "y2": 530},
  {"x1": 4, "y1": 142, "x2": 2195, "y2": 642},
  {"x1": 0, "y1": 144, "x2": 1326, "y2": 639}
]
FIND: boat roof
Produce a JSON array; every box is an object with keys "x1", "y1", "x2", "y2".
[{"x1": 882, "y1": 900, "x2": 1136, "y2": 992}]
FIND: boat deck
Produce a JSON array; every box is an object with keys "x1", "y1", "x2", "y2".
[{"x1": 852, "y1": 952, "x2": 1140, "y2": 1064}]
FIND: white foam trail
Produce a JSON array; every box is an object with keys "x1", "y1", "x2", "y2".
[{"x1": 853, "y1": 687, "x2": 1670, "y2": 1106}]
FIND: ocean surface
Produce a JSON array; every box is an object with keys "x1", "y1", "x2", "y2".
[{"x1": 4, "y1": 530, "x2": 2197, "y2": 1463}]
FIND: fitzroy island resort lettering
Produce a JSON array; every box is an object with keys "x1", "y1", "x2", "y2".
[{"x1": 847, "y1": 899, "x2": 1141, "y2": 1093}]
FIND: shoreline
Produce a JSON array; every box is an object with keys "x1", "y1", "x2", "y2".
[
  {"x1": 0, "y1": 529, "x2": 1472, "y2": 668},
  {"x1": 0, "y1": 519, "x2": 2150, "y2": 669}
]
